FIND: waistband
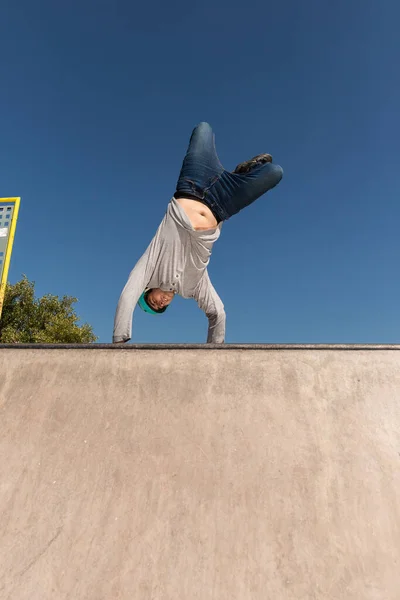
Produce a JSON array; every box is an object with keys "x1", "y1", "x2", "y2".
[{"x1": 174, "y1": 192, "x2": 222, "y2": 223}]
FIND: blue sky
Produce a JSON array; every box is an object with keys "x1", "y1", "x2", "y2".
[{"x1": 1, "y1": 0, "x2": 399, "y2": 343}]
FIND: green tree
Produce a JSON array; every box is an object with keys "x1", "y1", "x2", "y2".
[{"x1": 0, "y1": 276, "x2": 97, "y2": 343}]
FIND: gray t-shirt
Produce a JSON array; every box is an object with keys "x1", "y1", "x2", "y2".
[{"x1": 113, "y1": 197, "x2": 226, "y2": 343}]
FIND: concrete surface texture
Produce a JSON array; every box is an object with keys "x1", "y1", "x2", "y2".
[{"x1": 0, "y1": 346, "x2": 400, "y2": 600}]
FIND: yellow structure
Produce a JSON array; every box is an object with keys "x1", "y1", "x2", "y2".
[{"x1": 0, "y1": 197, "x2": 20, "y2": 319}]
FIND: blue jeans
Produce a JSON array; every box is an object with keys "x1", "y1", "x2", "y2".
[{"x1": 175, "y1": 122, "x2": 283, "y2": 222}]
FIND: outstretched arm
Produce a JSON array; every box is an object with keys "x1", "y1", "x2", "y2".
[
  {"x1": 113, "y1": 248, "x2": 154, "y2": 343},
  {"x1": 194, "y1": 270, "x2": 226, "y2": 344}
]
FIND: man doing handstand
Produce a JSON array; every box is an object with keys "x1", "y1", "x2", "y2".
[{"x1": 113, "y1": 122, "x2": 283, "y2": 344}]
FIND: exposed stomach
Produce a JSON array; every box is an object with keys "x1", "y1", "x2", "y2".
[{"x1": 176, "y1": 197, "x2": 218, "y2": 230}]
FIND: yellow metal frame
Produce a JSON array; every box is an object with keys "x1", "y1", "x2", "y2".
[{"x1": 0, "y1": 197, "x2": 20, "y2": 319}]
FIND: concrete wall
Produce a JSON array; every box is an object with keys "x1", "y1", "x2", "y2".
[{"x1": 1, "y1": 346, "x2": 400, "y2": 599}]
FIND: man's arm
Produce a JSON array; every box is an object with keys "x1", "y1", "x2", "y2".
[
  {"x1": 194, "y1": 270, "x2": 226, "y2": 343},
  {"x1": 113, "y1": 248, "x2": 154, "y2": 343}
]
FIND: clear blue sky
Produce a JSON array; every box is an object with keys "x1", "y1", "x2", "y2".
[{"x1": 1, "y1": 0, "x2": 399, "y2": 343}]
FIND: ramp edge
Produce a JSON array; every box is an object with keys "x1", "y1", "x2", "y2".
[{"x1": 0, "y1": 343, "x2": 399, "y2": 351}]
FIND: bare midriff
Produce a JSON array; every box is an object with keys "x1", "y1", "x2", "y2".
[{"x1": 176, "y1": 197, "x2": 219, "y2": 231}]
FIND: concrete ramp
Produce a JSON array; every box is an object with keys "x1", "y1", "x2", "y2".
[{"x1": 1, "y1": 344, "x2": 400, "y2": 600}]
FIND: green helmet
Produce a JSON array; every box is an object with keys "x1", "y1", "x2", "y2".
[{"x1": 137, "y1": 291, "x2": 168, "y2": 315}]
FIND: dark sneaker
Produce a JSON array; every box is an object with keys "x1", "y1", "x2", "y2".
[{"x1": 233, "y1": 153, "x2": 273, "y2": 174}]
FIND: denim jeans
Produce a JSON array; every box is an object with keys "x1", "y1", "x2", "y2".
[{"x1": 175, "y1": 122, "x2": 283, "y2": 222}]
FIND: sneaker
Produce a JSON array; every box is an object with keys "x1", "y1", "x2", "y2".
[{"x1": 233, "y1": 153, "x2": 273, "y2": 174}]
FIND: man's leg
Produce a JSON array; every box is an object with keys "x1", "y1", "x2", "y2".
[
  {"x1": 175, "y1": 122, "x2": 224, "y2": 200},
  {"x1": 176, "y1": 122, "x2": 283, "y2": 221},
  {"x1": 211, "y1": 159, "x2": 283, "y2": 219}
]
